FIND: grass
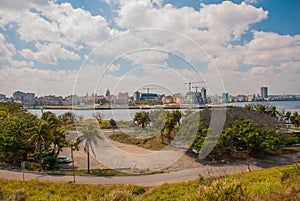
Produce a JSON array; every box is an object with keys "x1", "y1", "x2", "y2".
[
  {"x1": 277, "y1": 145, "x2": 300, "y2": 155},
  {"x1": 61, "y1": 168, "x2": 166, "y2": 176},
  {"x1": 110, "y1": 130, "x2": 176, "y2": 151},
  {"x1": 1, "y1": 164, "x2": 300, "y2": 200}
]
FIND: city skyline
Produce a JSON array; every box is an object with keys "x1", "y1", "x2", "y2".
[
  {"x1": 2, "y1": 85, "x2": 300, "y2": 100},
  {"x1": 0, "y1": 0, "x2": 300, "y2": 97}
]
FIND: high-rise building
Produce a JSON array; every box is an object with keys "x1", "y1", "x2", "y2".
[
  {"x1": 133, "y1": 91, "x2": 140, "y2": 101},
  {"x1": 261, "y1": 87, "x2": 268, "y2": 99},
  {"x1": 222, "y1": 92, "x2": 229, "y2": 103},
  {"x1": 201, "y1": 87, "x2": 207, "y2": 103}
]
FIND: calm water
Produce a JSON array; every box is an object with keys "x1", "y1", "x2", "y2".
[{"x1": 28, "y1": 101, "x2": 300, "y2": 120}]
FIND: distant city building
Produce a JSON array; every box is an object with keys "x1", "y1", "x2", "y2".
[
  {"x1": 13, "y1": 91, "x2": 25, "y2": 100},
  {"x1": 115, "y1": 92, "x2": 129, "y2": 104},
  {"x1": 105, "y1": 89, "x2": 110, "y2": 97},
  {"x1": 228, "y1": 95, "x2": 233, "y2": 103},
  {"x1": 237, "y1": 95, "x2": 247, "y2": 102},
  {"x1": 261, "y1": 87, "x2": 268, "y2": 99},
  {"x1": 222, "y1": 92, "x2": 229, "y2": 103},
  {"x1": 140, "y1": 93, "x2": 159, "y2": 101},
  {"x1": 0, "y1": 94, "x2": 5, "y2": 100},
  {"x1": 162, "y1": 95, "x2": 174, "y2": 104},
  {"x1": 201, "y1": 87, "x2": 207, "y2": 103},
  {"x1": 173, "y1": 93, "x2": 184, "y2": 104},
  {"x1": 185, "y1": 91, "x2": 195, "y2": 104},
  {"x1": 133, "y1": 91, "x2": 141, "y2": 101},
  {"x1": 210, "y1": 94, "x2": 220, "y2": 104},
  {"x1": 247, "y1": 95, "x2": 254, "y2": 102}
]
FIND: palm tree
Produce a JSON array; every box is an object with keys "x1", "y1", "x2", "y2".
[
  {"x1": 78, "y1": 122, "x2": 103, "y2": 174},
  {"x1": 245, "y1": 104, "x2": 254, "y2": 111},
  {"x1": 171, "y1": 110, "x2": 182, "y2": 126},
  {"x1": 285, "y1": 111, "x2": 292, "y2": 126},
  {"x1": 268, "y1": 106, "x2": 278, "y2": 118},
  {"x1": 29, "y1": 120, "x2": 51, "y2": 170},
  {"x1": 164, "y1": 112, "x2": 177, "y2": 144},
  {"x1": 69, "y1": 137, "x2": 81, "y2": 182},
  {"x1": 291, "y1": 112, "x2": 300, "y2": 128},
  {"x1": 134, "y1": 112, "x2": 150, "y2": 128},
  {"x1": 255, "y1": 104, "x2": 268, "y2": 114}
]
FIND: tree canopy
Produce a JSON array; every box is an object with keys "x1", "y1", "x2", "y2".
[{"x1": 0, "y1": 102, "x2": 69, "y2": 170}]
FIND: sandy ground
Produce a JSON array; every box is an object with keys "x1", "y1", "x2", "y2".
[{"x1": 1, "y1": 129, "x2": 300, "y2": 186}]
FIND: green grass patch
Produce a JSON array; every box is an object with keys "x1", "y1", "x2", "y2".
[
  {"x1": 1, "y1": 164, "x2": 300, "y2": 200},
  {"x1": 274, "y1": 145, "x2": 300, "y2": 155}
]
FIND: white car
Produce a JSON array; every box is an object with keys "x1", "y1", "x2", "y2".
[{"x1": 58, "y1": 156, "x2": 72, "y2": 163}]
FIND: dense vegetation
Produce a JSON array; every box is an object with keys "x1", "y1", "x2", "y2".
[
  {"x1": 114, "y1": 105, "x2": 298, "y2": 159},
  {"x1": 0, "y1": 102, "x2": 74, "y2": 170},
  {"x1": 1, "y1": 164, "x2": 299, "y2": 200},
  {"x1": 189, "y1": 106, "x2": 298, "y2": 159}
]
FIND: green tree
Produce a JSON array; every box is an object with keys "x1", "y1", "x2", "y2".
[
  {"x1": 285, "y1": 111, "x2": 292, "y2": 126},
  {"x1": 69, "y1": 137, "x2": 81, "y2": 182},
  {"x1": 29, "y1": 111, "x2": 66, "y2": 170},
  {"x1": 291, "y1": 112, "x2": 300, "y2": 127},
  {"x1": 0, "y1": 103, "x2": 39, "y2": 164},
  {"x1": 190, "y1": 106, "x2": 296, "y2": 159},
  {"x1": 134, "y1": 112, "x2": 150, "y2": 128},
  {"x1": 244, "y1": 104, "x2": 254, "y2": 111},
  {"x1": 163, "y1": 111, "x2": 179, "y2": 144},
  {"x1": 29, "y1": 120, "x2": 51, "y2": 170},
  {"x1": 171, "y1": 110, "x2": 182, "y2": 126},
  {"x1": 79, "y1": 122, "x2": 103, "y2": 174},
  {"x1": 59, "y1": 112, "x2": 76, "y2": 124}
]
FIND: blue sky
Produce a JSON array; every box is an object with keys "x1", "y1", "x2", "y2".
[{"x1": 0, "y1": 0, "x2": 299, "y2": 96}]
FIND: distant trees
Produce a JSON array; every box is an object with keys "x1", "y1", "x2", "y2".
[
  {"x1": 245, "y1": 104, "x2": 279, "y2": 118},
  {"x1": 134, "y1": 112, "x2": 150, "y2": 128},
  {"x1": 93, "y1": 112, "x2": 104, "y2": 124}
]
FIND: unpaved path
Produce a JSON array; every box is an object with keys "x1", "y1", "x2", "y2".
[{"x1": 1, "y1": 129, "x2": 300, "y2": 186}]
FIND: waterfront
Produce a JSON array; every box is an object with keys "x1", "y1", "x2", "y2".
[{"x1": 28, "y1": 101, "x2": 300, "y2": 121}]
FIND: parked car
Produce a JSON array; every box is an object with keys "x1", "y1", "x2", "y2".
[{"x1": 58, "y1": 156, "x2": 72, "y2": 163}]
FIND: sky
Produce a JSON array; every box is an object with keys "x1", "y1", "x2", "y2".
[{"x1": 0, "y1": 0, "x2": 299, "y2": 97}]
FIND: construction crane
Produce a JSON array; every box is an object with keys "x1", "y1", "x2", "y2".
[
  {"x1": 192, "y1": 86, "x2": 200, "y2": 93},
  {"x1": 185, "y1": 81, "x2": 205, "y2": 92}
]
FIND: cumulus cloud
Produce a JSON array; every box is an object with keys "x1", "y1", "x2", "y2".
[
  {"x1": 199, "y1": 1, "x2": 268, "y2": 40},
  {"x1": 0, "y1": 33, "x2": 32, "y2": 67},
  {"x1": 243, "y1": 31, "x2": 300, "y2": 66},
  {"x1": 20, "y1": 43, "x2": 81, "y2": 65},
  {"x1": 0, "y1": 66, "x2": 77, "y2": 96},
  {"x1": 0, "y1": 0, "x2": 299, "y2": 96}
]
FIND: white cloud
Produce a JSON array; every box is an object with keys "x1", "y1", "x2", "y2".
[
  {"x1": 0, "y1": 0, "x2": 299, "y2": 96},
  {"x1": 0, "y1": 33, "x2": 32, "y2": 67},
  {"x1": 0, "y1": 66, "x2": 77, "y2": 96},
  {"x1": 199, "y1": 1, "x2": 268, "y2": 40},
  {"x1": 244, "y1": 0, "x2": 258, "y2": 4},
  {"x1": 107, "y1": 63, "x2": 121, "y2": 72},
  {"x1": 20, "y1": 43, "x2": 81, "y2": 65},
  {"x1": 0, "y1": 0, "x2": 114, "y2": 54},
  {"x1": 116, "y1": 1, "x2": 201, "y2": 33},
  {"x1": 243, "y1": 31, "x2": 300, "y2": 66}
]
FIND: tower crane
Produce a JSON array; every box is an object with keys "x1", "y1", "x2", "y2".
[
  {"x1": 192, "y1": 86, "x2": 200, "y2": 93},
  {"x1": 185, "y1": 81, "x2": 205, "y2": 92}
]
